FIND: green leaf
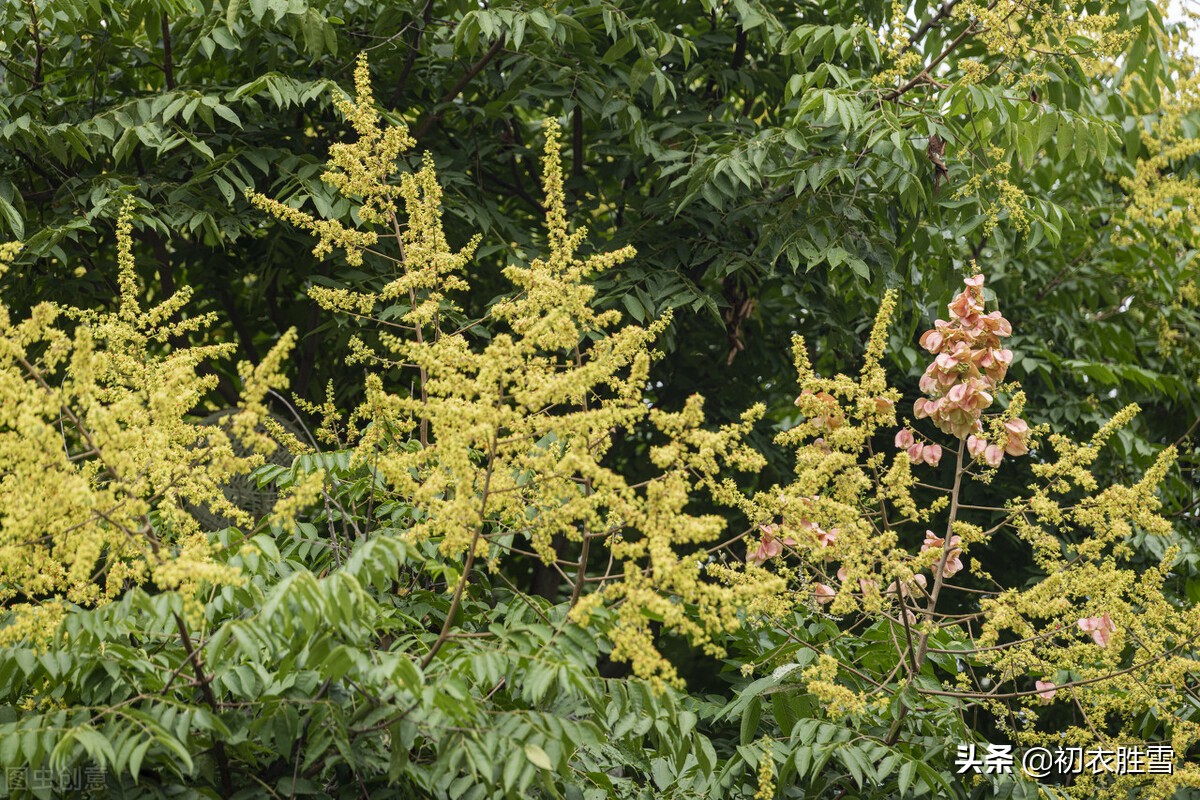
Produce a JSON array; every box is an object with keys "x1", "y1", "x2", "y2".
[
  {"x1": 1018, "y1": 126, "x2": 1036, "y2": 167},
  {"x1": 794, "y1": 745, "x2": 812, "y2": 780},
  {"x1": 187, "y1": 137, "x2": 215, "y2": 160},
  {"x1": 602, "y1": 37, "x2": 636, "y2": 64},
  {"x1": 75, "y1": 729, "x2": 116, "y2": 769},
  {"x1": 0, "y1": 196, "x2": 23, "y2": 239},
  {"x1": 740, "y1": 696, "x2": 762, "y2": 745},
  {"x1": 128, "y1": 739, "x2": 151, "y2": 781},
  {"x1": 1037, "y1": 110, "x2": 1058, "y2": 147},
  {"x1": 899, "y1": 759, "x2": 916, "y2": 796},
  {"x1": 213, "y1": 104, "x2": 242, "y2": 128},
  {"x1": 524, "y1": 742, "x2": 553, "y2": 770},
  {"x1": 621, "y1": 293, "x2": 645, "y2": 321},
  {"x1": 1073, "y1": 118, "x2": 1090, "y2": 166},
  {"x1": 1055, "y1": 117, "x2": 1075, "y2": 161}
]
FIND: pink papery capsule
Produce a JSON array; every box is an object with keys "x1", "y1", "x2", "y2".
[
  {"x1": 982, "y1": 444, "x2": 1004, "y2": 467},
  {"x1": 985, "y1": 312, "x2": 1013, "y2": 337},
  {"x1": 895, "y1": 429, "x2": 915, "y2": 449},
  {"x1": 907, "y1": 443, "x2": 925, "y2": 464},
  {"x1": 815, "y1": 526, "x2": 837, "y2": 547},
  {"x1": 1034, "y1": 680, "x2": 1057, "y2": 702},
  {"x1": 936, "y1": 553, "x2": 964, "y2": 579},
  {"x1": 1005, "y1": 418, "x2": 1029, "y2": 435},
  {"x1": 967, "y1": 435, "x2": 987, "y2": 459},
  {"x1": 813, "y1": 583, "x2": 836, "y2": 604},
  {"x1": 1077, "y1": 615, "x2": 1116, "y2": 647},
  {"x1": 936, "y1": 352, "x2": 959, "y2": 371},
  {"x1": 948, "y1": 290, "x2": 982, "y2": 320},
  {"x1": 898, "y1": 572, "x2": 928, "y2": 598},
  {"x1": 922, "y1": 443, "x2": 943, "y2": 467},
  {"x1": 748, "y1": 533, "x2": 782, "y2": 565}
]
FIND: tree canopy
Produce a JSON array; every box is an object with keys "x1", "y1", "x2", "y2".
[{"x1": 1, "y1": 0, "x2": 1199, "y2": 797}]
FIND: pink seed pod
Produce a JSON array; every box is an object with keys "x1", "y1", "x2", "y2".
[
  {"x1": 967, "y1": 435, "x2": 987, "y2": 459},
  {"x1": 813, "y1": 583, "x2": 836, "y2": 604},
  {"x1": 982, "y1": 444, "x2": 1004, "y2": 467},
  {"x1": 1077, "y1": 615, "x2": 1115, "y2": 647},
  {"x1": 1005, "y1": 433, "x2": 1028, "y2": 456}
]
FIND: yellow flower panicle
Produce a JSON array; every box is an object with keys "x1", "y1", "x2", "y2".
[
  {"x1": 731, "y1": 272, "x2": 1200, "y2": 798},
  {"x1": 0, "y1": 203, "x2": 296, "y2": 645},
  {"x1": 252, "y1": 59, "x2": 784, "y2": 691}
]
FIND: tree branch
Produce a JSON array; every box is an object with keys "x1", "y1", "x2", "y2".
[
  {"x1": 571, "y1": 105, "x2": 584, "y2": 179},
  {"x1": 392, "y1": 0, "x2": 435, "y2": 106},
  {"x1": 904, "y1": 0, "x2": 964, "y2": 53},
  {"x1": 885, "y1": 0, "x2": 1000, "y2": 101},
  {"x1": 161, "y1": 14, "x2": 175, "y2": 91},
  {"x1": 412, "y1": 35, "x2": 506, "y2": 139},
  {"x1": 173, "y1": 613, "x2": 234, "y2": 797},
  {"x1": 25, "y1": 0, "x2": 43, "y2": 90}
]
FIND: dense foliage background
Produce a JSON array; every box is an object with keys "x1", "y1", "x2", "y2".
[{"x1": 1, "y1": 0, "x2": 1199, "y2": 797}]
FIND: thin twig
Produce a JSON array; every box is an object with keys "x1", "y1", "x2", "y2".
[{"x1": 412, "y1": 36, "x2": 506, "y2": 139}]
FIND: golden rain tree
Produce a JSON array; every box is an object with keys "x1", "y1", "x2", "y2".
[{"x1": 1, "y1": 6, "x2": 1198, "y2": 790}]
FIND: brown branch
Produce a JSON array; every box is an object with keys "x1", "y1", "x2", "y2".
[
  {"x1": 571, "y1": 105, "x2": 584, "y2": 180},
  {"x1": 924, "y1": 625, "x2": 1065, "y2": 655},
  {"x1": 412, "y1": 35, "x2": 506, "y2": 139},
  {"x1": 730, "y1": 27, "x2": 747, "y2": 71},
  {"x1": 886, "y1": 27, "x2": 974, "y2": 100},
  {"x1": 885, "y1": 0, "x2": 1001, "y2": 101},
  {"x1": 25, "y1": 0, "x2": 43, "y2": 90},
  {"x1": 915, "y1": 631, "x2": 1200, "y2": 700},
  {"x1": 173, "y1": 613, "x2": 234, "y2": 797},
  {"x1": 388, "y1": 210, "x2": 429, "y2": 446},
  {"x1": 904, "y1": 0, "x2": 964, "y2": 53},
  {"x1": 886, "y1": 443, "x2": 966, "y2": 745},
  {"x1": 420, "y1": 425, "x2": 499, "y2": 668},
  {"x1": 569, "y1": 345, "x2": 592, "y2": 608},
  {"x1": 392, "y1": 0, "x2": 435, "y2": 106},
  {"x1": 161, "y1": 14, "x2": 175, "y2": 91}
]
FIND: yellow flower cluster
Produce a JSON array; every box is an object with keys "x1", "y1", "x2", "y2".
[
  {"x1": 1120, "y1": 40, "x2": 1200, "y2": 240},
  {"x1": 753, "y1": 737, "x2": 776, "y2": 800},
  {"x1": 726, "y1": 269, "x2": 1200, "y2": 798},
  {"x1": 323, "y1": 54, "x2": 416, "y2": 225},
  {"x1": 954, "y1": 0, "x2": 1131, "y2": 86},
  {"x1": 0, "y1": 202, "x2": 295, "y2": 643},
  {"x1": 801, "y1": 654, "x2": 866, "y2": 720},
  {"x1": 252, "y1": 61, "x2": 785, "y2": 690}
]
